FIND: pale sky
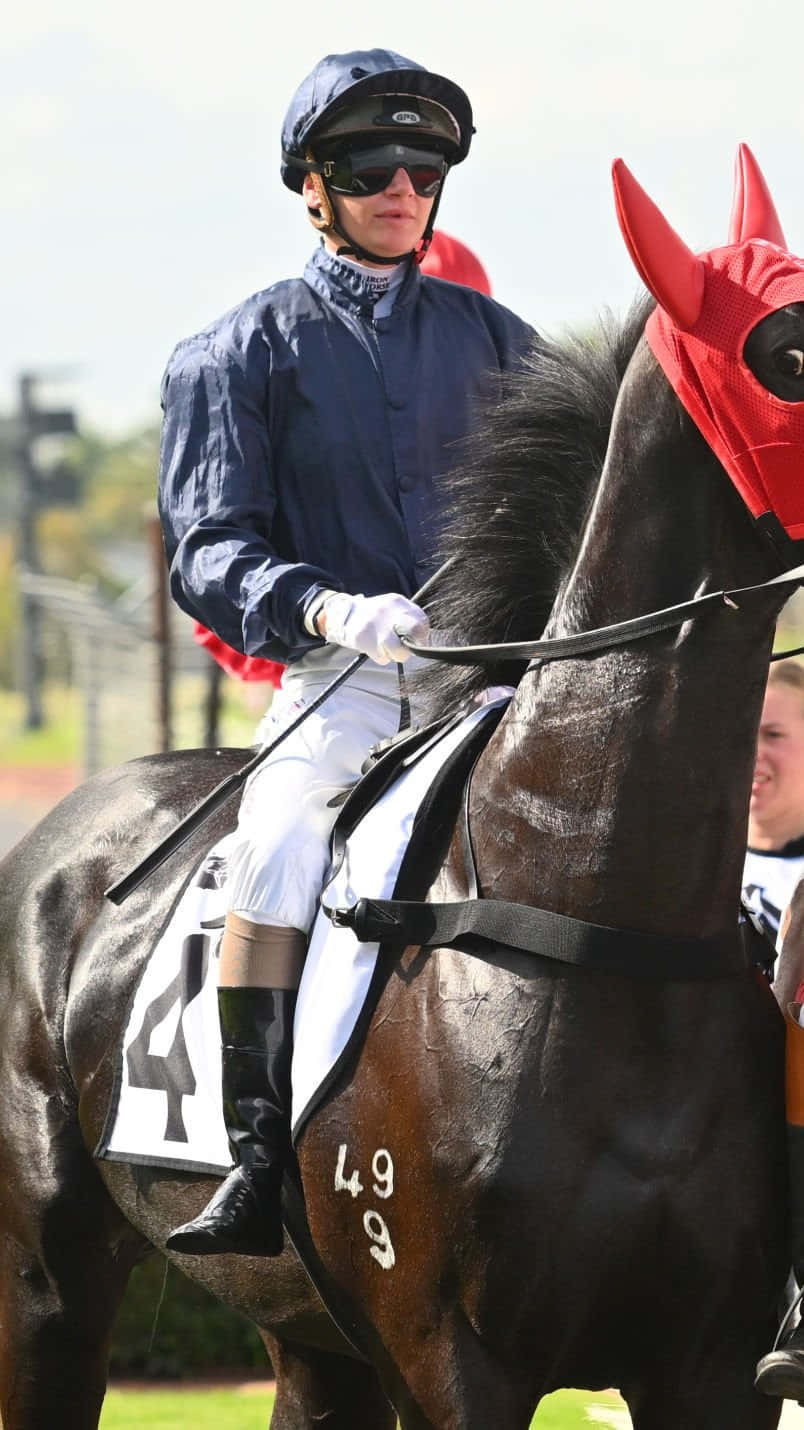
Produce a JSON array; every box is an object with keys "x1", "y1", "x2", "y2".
[{"x1": 4, "y1": 0, "x2": 804, "y2": 434}]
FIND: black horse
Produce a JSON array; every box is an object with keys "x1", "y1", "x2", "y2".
[{"x1": 0, "y1": 146, "x2": 800, "y2": 1428}]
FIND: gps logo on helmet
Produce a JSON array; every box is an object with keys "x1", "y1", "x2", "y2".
[{"x1": 391, "y1": 111, "x2": 421, "y2": 125}]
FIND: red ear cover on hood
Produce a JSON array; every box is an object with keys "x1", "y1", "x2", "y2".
[
  {"x1": 617, "y1": 146, "x2": 804, "y2": 541},
  {"x1": 728, "y1": 143, "x2": 787, "y2": 248},
  {"x1": 612, "y1": 158, "x2": 705, "y2": 330}
]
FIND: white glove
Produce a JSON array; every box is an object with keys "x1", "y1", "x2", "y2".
[{"x1": 317, "y1": 591, "x2": 430, "y2": 665}]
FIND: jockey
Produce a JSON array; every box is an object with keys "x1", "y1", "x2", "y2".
[{"x1": 159, "y1": 48, "x2": 536, "y2": 1257}]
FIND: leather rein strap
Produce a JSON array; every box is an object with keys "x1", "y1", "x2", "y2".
[
  {"x1": 399, "y1": 561, "x2": 804, "y2": 666},
  {"x1": 327, "y1": 564, "x2": 804, "y2": 979}
]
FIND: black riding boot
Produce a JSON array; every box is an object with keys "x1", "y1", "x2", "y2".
[
  {"x1": 756, "y1": 1005, "x2": 804, "y2": 1401},
  {"x1": 165, "y1": 986, "x2": 295, "y2": 1257}
]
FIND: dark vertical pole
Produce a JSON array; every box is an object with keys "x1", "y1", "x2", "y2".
[
  {"x1": 203, "y1": 656, "x2": 223, "y2": 748},
  {"x1": 150, "y1": 516, "x2": 172, "y2": 752},
  {"x1": 17, "y1": 374, "x2": 43, "y2": 730}
]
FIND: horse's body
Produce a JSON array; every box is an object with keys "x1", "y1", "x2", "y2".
[
  {"x1": 3, "y1": 149, "x2": 803, "y2": 1426},
  {"x1": 298, "y1": 336, "x2": 791, "y2": 1427},
  {"x1": 0, "y1": 750, "x2": 396, "y2": 1428}
]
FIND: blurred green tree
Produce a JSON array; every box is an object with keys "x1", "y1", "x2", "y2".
[{"x1": 110, "y1": 1255, "x2": 268, "y2": 1379}]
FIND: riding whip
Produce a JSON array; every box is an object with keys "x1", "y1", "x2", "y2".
[{"x1": 104, "y1": 558, "x2": 454, "y2": 906}]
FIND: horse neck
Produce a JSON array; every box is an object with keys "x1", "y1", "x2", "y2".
[{"x1": 472, "y1": 340, "x2": 788, "y2": 940}]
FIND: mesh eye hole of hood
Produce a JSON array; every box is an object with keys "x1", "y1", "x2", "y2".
[{"x1": 742, "y1": 303, "x2": 804, "y2": 403}]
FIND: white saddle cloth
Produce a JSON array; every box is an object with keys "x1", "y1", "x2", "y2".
[{"x1": 99, "y1": 704, "x2": 496, "y2": 1172}]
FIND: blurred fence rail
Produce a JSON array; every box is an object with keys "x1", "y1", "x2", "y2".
[
  {"x1": 17, "y1": 567, "x2": 211, "y2": 776},
  {"x1": 15, "y1": 571, "x2": 804, "y2": 785}
]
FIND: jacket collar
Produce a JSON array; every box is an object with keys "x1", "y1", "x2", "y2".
[{"x1": 304, "y1": 243, "x2": 420, "y2": 316}]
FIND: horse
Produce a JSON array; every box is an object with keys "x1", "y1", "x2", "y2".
[{"x1": 0, "y1": 142, "x2": 800, "y2": 1428}]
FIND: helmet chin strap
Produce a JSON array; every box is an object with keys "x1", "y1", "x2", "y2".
[{"x1": 305, "y1": 167, "x2": 444, "y2": 267}]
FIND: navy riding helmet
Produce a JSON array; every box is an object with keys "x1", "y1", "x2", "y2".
[{"x1": 280, "y1": 49, "x2": 474, "y2": 195}]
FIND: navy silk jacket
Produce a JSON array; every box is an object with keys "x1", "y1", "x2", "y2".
[{"x1": 158, "y1": 244, "x2": 536, "y2": 663}]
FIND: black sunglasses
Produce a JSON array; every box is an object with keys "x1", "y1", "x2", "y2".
[{"x1": 320, "y1": 143, "x2": 447, "y2": 199}]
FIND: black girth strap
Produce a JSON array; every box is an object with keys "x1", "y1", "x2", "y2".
[{"x1": 328, "y1": 896, "x2": 748, "y2": 980}]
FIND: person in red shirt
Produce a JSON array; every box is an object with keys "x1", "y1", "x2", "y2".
[{"x1": 420, "y1": 228, "x2": 492, "y2": 294}]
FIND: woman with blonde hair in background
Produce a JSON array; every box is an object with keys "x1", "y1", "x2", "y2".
[
  {"x1": 743, "y1": 660, "x2": 804, "y2": 952},
  {"x1": 750, "y1": 663, "x2": 804, "y2": 1396}
]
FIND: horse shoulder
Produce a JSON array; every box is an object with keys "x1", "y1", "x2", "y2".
[{"x1": 0, "y1": 748, "x2": 249, "y2": 1133}]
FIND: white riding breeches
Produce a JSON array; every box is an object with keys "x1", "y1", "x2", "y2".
[{"x1": 224, "y1": 647, "x2": 405, "y2": 933}]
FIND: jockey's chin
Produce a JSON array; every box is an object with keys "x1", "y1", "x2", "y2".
[{"x1": 329, "y1": 184, "x2": 434, "y2": 265}]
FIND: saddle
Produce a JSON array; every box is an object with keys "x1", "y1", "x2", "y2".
[{"x1": 325, "y1": 707, "x2": 484, "y2": 884}]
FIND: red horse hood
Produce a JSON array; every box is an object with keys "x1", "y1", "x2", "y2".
[
  {"x1": 647, "y1": 241, "x2": 804, "y2": 538},
  {"x1": 614, "y1": 146, "x2": 804, "y2": 541}
]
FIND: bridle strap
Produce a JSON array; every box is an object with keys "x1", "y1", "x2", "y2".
[
  {"x1": 772, "y1": 641, "x2": 804, "y2": 663},
  {"x1": 400, "y1": 562, "x2": 804, "y2": 667}
]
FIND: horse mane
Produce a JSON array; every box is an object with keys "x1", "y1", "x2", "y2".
[{"x1": 416, "y1": 297, "x2": 654, "y2": 717}]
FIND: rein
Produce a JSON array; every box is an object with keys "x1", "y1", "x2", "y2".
[
  {"x1": 400, "y1": 561, "x2": 804, "y2": 666},
  {"x1": 108, "y1": 555, "x2": 804, "y2": 908},
  {"x1": 334, "y1": 555, "x2": 804, "y2": 981},
  {"x1": 105, "y1": 558, "x2": 458, "y2": 905}
]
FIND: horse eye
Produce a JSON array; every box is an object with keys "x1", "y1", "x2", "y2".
[{"x1": 775, "y1": 347, "x2": 804, "y2": 377}]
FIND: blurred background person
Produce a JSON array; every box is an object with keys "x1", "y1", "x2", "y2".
[
  {"x1": 419, "y1": 228, "x2": 492, "y2": 293},
  {"x1": 743, "y1": 661, "x2": 804, "y2": 948},
  {"x1": 749, "y1": 672, "x2": 804, "y2": 1396}
]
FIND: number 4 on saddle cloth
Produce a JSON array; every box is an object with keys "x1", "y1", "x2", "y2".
[{"x1": 95, "y1": 700, "x2": 506, "y2": 1174}]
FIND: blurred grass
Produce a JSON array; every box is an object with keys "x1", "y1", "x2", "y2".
[
  {"x1": 0, "y1": 677, "x2": 266, "y2": 770},
  {"x1": 100, "y1": 1386, "x2": 275, "y2": 1428},
  {"x1": 532, "y1": 1390, "x2": 626, "y2": 1427},
  {"x1": 98, "y1": 1386, "x2": 626, "y2": 1429},
  {"x1": 171, "y1": 674, "x2": 264, "y2": 751},
  {"x1": 0, "y1": 684, "x2": 82, "y2": 765}
]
